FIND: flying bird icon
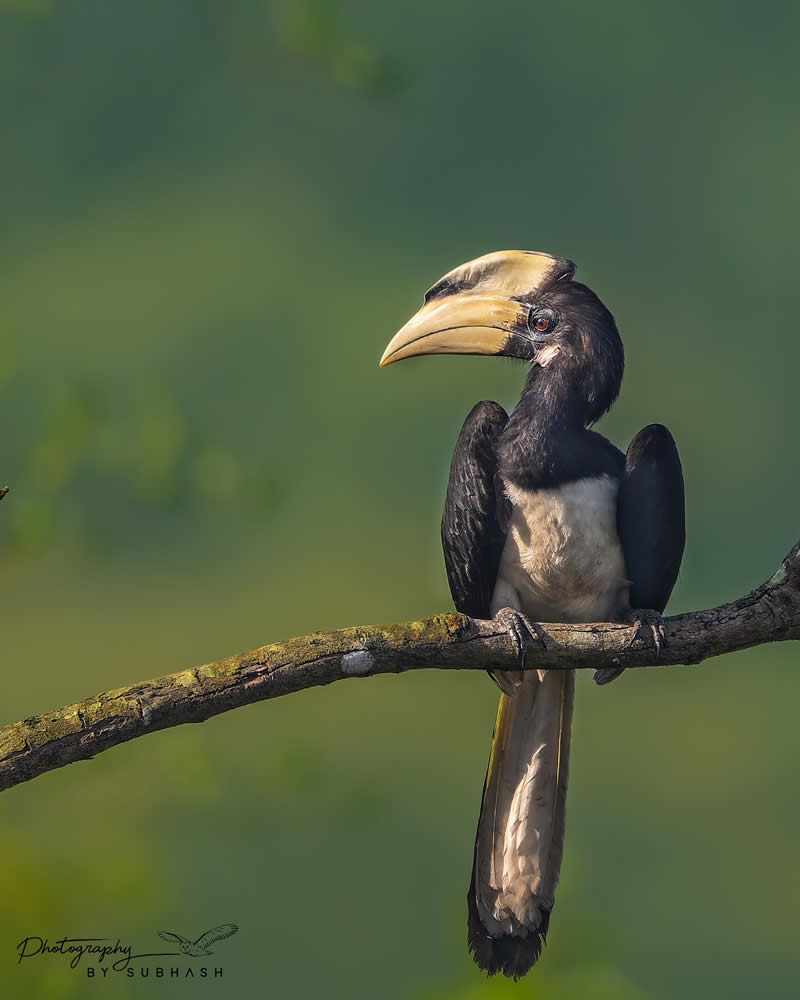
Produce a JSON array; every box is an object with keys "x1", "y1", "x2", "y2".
[{"x1": 157, "y1": 923, "x2": 239, "y2": 957}]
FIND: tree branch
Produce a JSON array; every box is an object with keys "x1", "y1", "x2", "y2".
[{"x1": 3, "y1": 539, "x2": 800, "y2": 794}]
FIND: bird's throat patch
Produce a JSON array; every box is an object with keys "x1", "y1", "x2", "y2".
[{"x1": 535, "y1": 344, "x2": 560, "y2": 367}]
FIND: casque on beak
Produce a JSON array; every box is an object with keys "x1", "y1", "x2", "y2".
[{"x1": 379, "y1": 250, "x2": 574, "y2": 367}]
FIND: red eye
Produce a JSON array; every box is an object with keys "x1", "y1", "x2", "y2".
[{"x1": 529, "y1": 309, "x2": 557, "y2": 336}]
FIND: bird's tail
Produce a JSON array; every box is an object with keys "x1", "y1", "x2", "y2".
[{"x1": 467, "y1": 668, "x2": 575, "y2": 979}]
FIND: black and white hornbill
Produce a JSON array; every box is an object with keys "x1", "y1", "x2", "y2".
[{"x1": 379, "y1": 251, "x2": 685, "y2": 979}]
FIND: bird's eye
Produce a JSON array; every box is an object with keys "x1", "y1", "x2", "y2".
[{"x1": 529, "y1": 310, "x2": 556, "y2": 335}]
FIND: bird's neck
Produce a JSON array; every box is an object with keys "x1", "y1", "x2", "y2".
[
  {"x1": 508, "y1": 365, "x2": 589, "y2": 445},
  {"x1": 497, "y1": 365, "x2": 611, "y2": 489}
]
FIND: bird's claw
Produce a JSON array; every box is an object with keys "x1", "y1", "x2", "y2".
[
  {"x1": 626, "y1": 608, "x2": 667, "y2": 660},
  {"x1": 494, "y1": 607, "x2": 547, "y2": 668},
  {"x1": 594, "y1": 609, "x2": 666, "y2": 686}
]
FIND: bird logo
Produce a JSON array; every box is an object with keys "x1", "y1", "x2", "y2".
[{"x1": 157, "y1": 923, "x2": 239, "y2": 957}]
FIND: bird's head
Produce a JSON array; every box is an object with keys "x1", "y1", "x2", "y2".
[{"x1": 379, "y1": 250, "x2": 624, "y2": 424}]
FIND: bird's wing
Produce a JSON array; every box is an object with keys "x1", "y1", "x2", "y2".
[
  {"x1": 157, "y1": 931, "x2": 187, "y2": 946},
  {"x1": 193, "y1": 923, "x2": 239, "y2": 949},
  {"x1": 617, "y1": 424, "x2": 685, "y2": 613},
  {"x1": 441, "y1": 401, "x2": 509, "y2": 619}
]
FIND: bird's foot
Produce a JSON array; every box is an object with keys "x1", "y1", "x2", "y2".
[
  {"x1": 494, "y1": 607, "x2": 547, "y2": 669},
  {"x1": 625, "y1": 608, "x2": 667, "y2": 658},
  {"x1": 594, "y1": 609, "x2": 666, "y2": 686}
]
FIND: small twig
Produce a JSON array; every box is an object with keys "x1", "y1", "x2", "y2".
[{"x1": 2, "y1": 538, "x2": 800, "y2": 794}]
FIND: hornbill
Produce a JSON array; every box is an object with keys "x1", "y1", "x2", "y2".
[{"x1": 379, "y1": 251, "x2": 685, "y2": 979}]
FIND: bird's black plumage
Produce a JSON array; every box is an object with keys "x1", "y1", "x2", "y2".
[
  {"x1": 618, "y1": 424, "x2": 686, "y2": 613},
  {"x1": 441, "y1": 401, "x2": 509, "y2": 620},
  {"x1": 443, "y1": 409, "x2": 685, "y2": 647}
]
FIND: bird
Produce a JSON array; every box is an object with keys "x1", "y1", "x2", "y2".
[
  {"x1": 379, "y1": 250, "x2": 685, "y2": 979},
  {"x1": 157, "y1": 923, "x2": 239, "y2": 956}
]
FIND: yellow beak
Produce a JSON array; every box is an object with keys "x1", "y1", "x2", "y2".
[
  {"x1": 379, "y1": 293, "x2": 529, "y2": 367},
  {"x1": 379, "y1": 250, "x2": 574, "y2": 367}
]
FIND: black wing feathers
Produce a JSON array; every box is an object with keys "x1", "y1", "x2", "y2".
[
  {"x1": 618, "y1": 424, "x2": 685, "y2": 613},
  {"x1": 441, "y1": 402, "x2": 509, "y2": 619}
]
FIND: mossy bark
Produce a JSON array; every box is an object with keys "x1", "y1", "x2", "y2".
[{"x1": 2, "y1": 540, "x2": 800, "y2": 794}]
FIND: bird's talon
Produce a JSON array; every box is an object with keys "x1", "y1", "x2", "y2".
[
  {"x1": 525, "y1": 619, "x2": 549, "y2": 652},
  {"x1": 625, "y1": 609, "x2": 666, "y2": 661},
  {"x1": 649, "y1": 623, "x2": 665, "y2": 658},
  {"x1": 495, "y1": 607, "x2": 544, "y2": 667},
  {"x1": 627, "y1": 621, "x2": 642, "y2": 648}
]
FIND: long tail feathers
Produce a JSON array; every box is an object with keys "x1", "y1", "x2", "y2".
[{"x1": 467, "y1": 669, "x2": 575, "y2": 979}]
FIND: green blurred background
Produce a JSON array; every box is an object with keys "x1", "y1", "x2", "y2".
[{"x1": 2, "y1": 0, "x2": 800, "y2": 996}]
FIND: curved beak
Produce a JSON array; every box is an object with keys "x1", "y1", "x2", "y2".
[
  {"x1": 379, "y1": 249, "x2": 574, "y2": 367},
  {"x1": 379, "y1": 294, "x2": 530, "y2": 367}
]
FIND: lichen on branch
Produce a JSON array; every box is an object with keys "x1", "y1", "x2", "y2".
[{"x1": 2, "y1": 538, "x2": 800, "y2": 794}]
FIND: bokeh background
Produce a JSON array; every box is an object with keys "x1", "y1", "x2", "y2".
[{"x1": 2, "y1": 1, "x2": 800, "y2": 997}]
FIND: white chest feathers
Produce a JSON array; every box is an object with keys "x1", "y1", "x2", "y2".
[{"x1": 492, "y1": 474, "x2": 629, "y2": 624}]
